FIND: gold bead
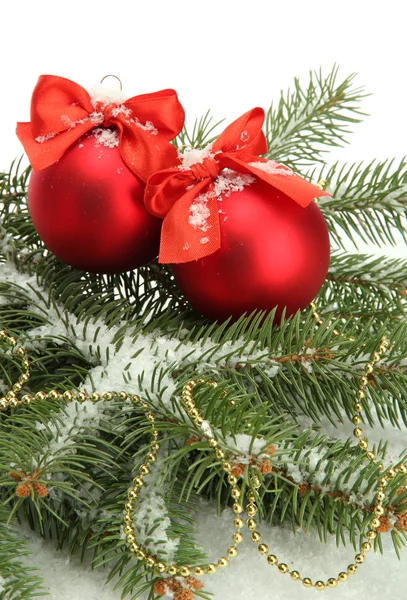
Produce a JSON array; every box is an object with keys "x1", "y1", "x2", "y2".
[
  {"x1": 195, "y1": 416, "x2": 204, "y2": 426},
  {"x1": 131, "y1": 394, "x2": 140, "y2": 404},
  {"x1": 247, "y1": 518, "x2": 257, "y2": 530},
  {"x1": 208, "y1": 438, "x2": 218, "y2": 448},
  {"x1": 397, "y1": 464, "x2": 407, "y2": 475},
  {"x1": 8, "y1": 336, "x2": 17, "y2": 346},
  {"x1": 155, "y1": 562, "x2": 166, "y2": 573},
  {"x1": 48, "y1": 389, "x2": 60, "y2": 401},
  {"x1": 366, "y1": 451, "x2": 376, "y2": 462},
  {"x1": 146, "y1": 557, "x2": 156, "y2": 568},
  {"x1": 372, "y1": 352, "x2": 381, "y2": 363},
  {"x1": 251, "y1": 531, "x2": 261, "y2": 543},
  {"x1": 129, "y1": 541, "x2": 139, "y2": 553},
  {"x1": 179, "y1": 566, "x2": 191, "y2": 577},
  {"x1": 223, "y1": 462, "x2": 232, "y2": 473},
  {"x1": 370, "y1": 517, "x2": 381, "y2": 529},
  {"x1": 9, "y1": 397, "x2": 19, "y2": 408},
  {"x1": 361, "y1": 542, "x2": 371, "y2": 552},
  {"x1": 126, "y1": 532, "x2": 136, "y2": 543},
  {"x1": 359, "y1": 440, "x2": 368, "y2": 451},
  {"x1": 167, "y1": 565, "x2": 177, "y2": 575},
  {"x1": 217, "y1": 557, "x2": 228, "y2": 568},
  {"x1": 146, "y1": 452, "x2": 156, "y2": 463},
  {"x1": 216, "y1": 448, "x2": 226, "y2": 460},
  {"x1": 247, "y1": 491, "x2": 256, "y2": 503},
  {"x1": 151, "y1": 443, "x2": 160, "y2": 452},
  {"x1": 374, "y1": 505, "x2": 384, "y2": 517},
  {"x1": 123, "y1": 513, "x2": 132, "y2": 524},
  {"x1": 315, "y1": 581, "x2": 325, "y2": 591},
  {"x1": 136, "y1": 549, "x2": 146, "y2": 560},
  {"x1": 379, "y1": 477, "x2": 388, "y2": 487},
  {"x1": 367, "y1": 530, "x2": 377, "y2": 540},
  {"x1": 189, "y1": 408, "x2": 199, "y2": 419},
  {"x1": 258, "y1": 544, "x2": 269, "y2": 555},
  {"x1": 139, "y1": 464, "x2": 150, "y2": 476},
  {"x1": 290, "y1": 571, "x2": 301, "y2": 581},
  {"x1": 365, "y1": 363, "x2": 374, "y2": 374},
  {"x1": 227, "y1": 546, "x2": 238, "y2": 558},
  {"x1": 133, "y1": 476, "x2": 144, "y2": 487},
  {"x1": 354, "y1": 402, "x2": 363, "y2": 412},
  {"x1": 118, "y1": 391, "x2": 128, "y2": 400},
  {"x1": 232, "y1": 503, "x2": 243, "y2": 514},
  {"x1": 233, "y1": 532, "x2": 243, "y2": 544},
  {"x1": 146, "y1": 413, "x2": 155, "y2": 422},
  {"x1": 206, "y1": 564, "x2": 217, "y2": 574},
  {"x1": 228, "y1": 474, "x2": 238, "y2": 485},
  {"x1": 355, "y1": 553, "x2": 365, "y2": 564},
  {"x1": 302, "y1": 578, "x2": 313, "y2": 588},
  {"x1": 267, "y1": 555, "x2": 278, "y2": 565},
  {"x1": 246, "y1": 503, "x2": 257, "y2": 517},
  {"x1": 125, "y1": 502, "x2": 132, "y2": 512},
  {"x1": 359, "y1": 376, "x2": 368, "y2": 387},
  {"x1": 233, "y1": 489, "x2": 244, "y2": 505},
  {"x1": 35, "y1": 391, "x2": 47, "y2": 402},
  {"x1": 21, "y1": 394, "x2": 32, "y2": 405},
  {"x1": 387, "y1": 468, "x2": 397, "y2": 479},
  {"x1": 353, "y1": 427, "x2": 363, "y2": 438},
  {"x1": 103, "y1": 392, "x2": 114, "y2": 401},
  {"x1": 327, "y1": 578, "x2": 337, "y2": 587},
  {"x1": 278, "y1": 563, "x2": 289, "y2": 574},
  {"x1": 127, "y1": 489, "x2": 138, "y2": 500},
  {"x1": 352, "y1": 415, "x2": 362, "y2": 425},
  {"x1": 123, "y1": 524, "x2": 133, "y2": 535},
  {"x1": 89, "y1": 392, "x2": 101, "y2": 402},
  {"x1": 347, "y1": 564, "x2": 358, "y2": 575},
  {"x1": 12, "y1": 382, "x2": 22, "y2": 392},
  {"x1": 21, "y1": 373, "x2": 30, "y2": 383},
  {"x1": 251, "y1": 475, "x2": 261, "y2": 489},
  {"x1": 0, "y1": 399, "x2": 8, "y2": 410},
  {"x1": 194, "y1": 566, "x2": 205, "y2": 576},
  {"x1": 63, "y1": 390, "x2": 74, "y2": 402},
  {"x1": 76, "y1": 392, "x2": 87, "y2": 403},
  {"x1": 234, "y1": 517, "x2": 244, "y2": 529},
  {"x1": 338, "y1": 572, "x2": 348, "y2": 582}
]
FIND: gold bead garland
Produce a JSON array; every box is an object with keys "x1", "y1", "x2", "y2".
[{"x1": 0, "y1": 328, "x2": 405, "y2": 592}]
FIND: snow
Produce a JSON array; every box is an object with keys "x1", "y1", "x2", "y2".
[
  {"x1": 89, "y1": 83, "x2": 128, "y2": 105},
  {"x1": 249, "y1": 159, "x2": 294, "y2": 176},
  {"x1": 179, "y1": 145, "x2": 217, "y2": 170},
  {"x1": 18, "y1": 492, "x2": 407, "y2": 600},
  {"x1": 92, "y1": 127, "x2": 120, "y2": 148},
  {"x1": 187, "y1": 169, "x2": 255, "y2": 233}
]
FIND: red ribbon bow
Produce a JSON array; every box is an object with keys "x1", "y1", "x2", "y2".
[
  {"x1": 144, "y1": 108, "x2": 330, "y2": 264},
  {"x1": 16, "y1": 75, "x2": 185, "y2": 182}
]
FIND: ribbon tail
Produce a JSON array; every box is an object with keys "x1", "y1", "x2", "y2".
[
  {"x1": 158, "y1": 181, "x2": 221, "y2": 264},
  {"x1": 226, "y1": 157, "x2": 331, "y2": 207}
]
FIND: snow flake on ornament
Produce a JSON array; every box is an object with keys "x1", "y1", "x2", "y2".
[
  {"x1": 187, "y1": 169, "x2": 255, "y2": 232},
  {"x1": 249, "y1": 160, "x2": 294, "y2": 177},
  {"x1": 179, "y1": 144, "x2": 218, "y2": 170},
  {"x1": 93, "y1": 127, "x2": 120, "y2": 148}
]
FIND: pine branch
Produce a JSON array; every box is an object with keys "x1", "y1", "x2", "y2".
[
  {"x1": 315, "y1": 158, "x2": 407, "y2": 249},
  {"x1": 265, "y1": 66, "x2": 367, "y2": 169}
]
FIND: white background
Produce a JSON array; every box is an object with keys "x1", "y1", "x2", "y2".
[
  {"x1": 1, "y1": 0, "x2": 406, "y2": 173},
  {"x1": 1, "y1": 2, "x2": 407, "y2": 598}
]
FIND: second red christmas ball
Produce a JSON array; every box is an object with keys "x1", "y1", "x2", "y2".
[
  {"x1": 172, "y1": 178, "x2": 330, "y2": 321},
  {"x1": 28, "y1": 130, "x2": 162, "y2": 273}
]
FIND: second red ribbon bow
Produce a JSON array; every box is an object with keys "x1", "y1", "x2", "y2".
[{"x1": 144, "y1": 108, "x2": 330, "y2": 264}]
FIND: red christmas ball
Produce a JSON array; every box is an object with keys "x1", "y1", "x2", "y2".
[
  {"x1": 172, "y1": 178, "x2": 330, "y2": 321},
  {"x1": 28, "y1": 130, "x2": 161, "y2": 273}
]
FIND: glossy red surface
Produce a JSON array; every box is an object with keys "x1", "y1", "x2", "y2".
[
  {"x1": 28, "y1": 132, "x2": 161, "y2": 273},
  {"x1": 172, "y1": 179, "x2": 330, "y2": 322}
]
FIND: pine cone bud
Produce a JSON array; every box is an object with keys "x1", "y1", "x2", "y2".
[
  {"x1": 16, "y1": 482, "x2": 32, "y2": 497},
  {"x1": 33, "y1": 482, "x2": 48, "y2": 497}
]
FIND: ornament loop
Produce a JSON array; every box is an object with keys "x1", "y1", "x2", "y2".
[{"x1": 100, "y1": 74, "x2": 123, "y2": 91}]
